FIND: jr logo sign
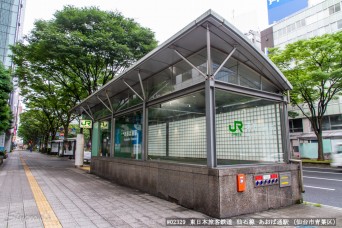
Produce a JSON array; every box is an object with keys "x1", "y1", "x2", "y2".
[{"x1": 229, "y1": 121, "x2": 243, "y2": 136}]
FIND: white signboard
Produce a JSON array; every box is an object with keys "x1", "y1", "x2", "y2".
[{"x1": 51, "y1": 142, "x2": 59, "y2": 153}]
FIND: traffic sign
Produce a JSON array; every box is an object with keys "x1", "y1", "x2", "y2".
[{"x1": 80, "y1": 120, "x2": 92, "y2": 128}]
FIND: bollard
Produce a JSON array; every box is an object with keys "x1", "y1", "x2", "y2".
[{"x1": 75, "y1": 134, "x2": 84, "y2": 167}]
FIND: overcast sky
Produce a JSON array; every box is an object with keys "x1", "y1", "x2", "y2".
[{"x1": 23, "y1": 0, "x2": 269, "y2": 44}]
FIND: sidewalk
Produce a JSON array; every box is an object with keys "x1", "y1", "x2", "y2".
[{"x1": 0, "y1": 150, "x2": 341, "y2": 228}]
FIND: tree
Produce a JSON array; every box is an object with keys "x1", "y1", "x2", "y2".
[
  {"x1": 11, "y1": 6, "x2": 157, "y2": 146},
  {"x1": 0, "y1": 62, "x2": 12, "y2": 133},
  {"x1": 18, "y1": 110, "x2": 50, "y2": 147},
  {"x1": 18, "y1": 70, "x2": 76, "y2": 152},
  {"x1": 269, "y1": 31, "x2": 342, "y2": 161},
  {"x1": 11, "y1": 6, "x2": 157, "y2": 101}
]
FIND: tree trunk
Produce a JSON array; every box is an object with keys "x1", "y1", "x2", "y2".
[
  {"x1": 38, "y1": 138, "x2": 42, "y2": 152},
  {"x1": 63, "y1": 124, "x2": 69, "y2": 156},
  {"x1": 44, "y1": 134, "x2": 49, "y2": 154},
  {"x1": 317, "y1": 131, "x2": 325, "y2": 161}
]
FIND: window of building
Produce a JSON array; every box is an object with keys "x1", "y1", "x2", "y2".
[
  {"x1": 212, "y1": 48, "x2": 279, "y2": 93},
  {"x1": 317, "y1": 27, "x2": 325, "y2": 36},
  {"x1": 145, "y1": 49, "x2": 206, "y2": 101},
  {"x1": 330, "y1": 114, "x2": 342, "y2": 130},
  {"x1": 337, "y1": 19, "x2": 342, "y2": 30},
  {"x1": 114, "y1": 111, "x2": 143, "y2": 159},
  {"x1": 287, "y1": 23, "x2": 295, "y2": 33},
  {"x1": 293, "y1": 146, "x2": 299, "y2": 153},
  {"x1": 306, "y1": 14, "x2": 317, "y2": 25},
  {"x1": 148, "y1": 90, "x2": 206, "y2": 164},
  {"x1": 215, "y1": 90, "x2": 283, "y2": 165},
  {"x1": 289, "y1": 119, "x2": 303, "y2": 133},
  {"x1": 310, "y1": 114, "x2": 342, "y2": 131},
  {"x1": 295, "y1": 19, "x2": 306, "y2": 29},
  {"x1": 321, "y1": 116, "x2": 330, "y2": 130},
  {"x1": 317, "y1": 10, "x2": 328, "y2": 21},
  {"x1": 331, "y1": 21, "x2": 338, "y2": 32},
  {"x1": 329, "y1": 3, "x2": 341, "y2": 15}
]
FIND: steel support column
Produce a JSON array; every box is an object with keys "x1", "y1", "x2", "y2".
[
  {"x1": 142, "y1": 102, "x2": 147, "y2": 161},
  {"x1": 280, "y1": 99, "x2": 290, "y2": 163},
  {"x1": 205, "y1": 79, "x2": 216, "y2": 168},
  {"x1": 110, "y1": 116, "x2": 115, "y2": 157},
  {"x1": 205, "y1": 24, "x2": 217, "y2": 168}
]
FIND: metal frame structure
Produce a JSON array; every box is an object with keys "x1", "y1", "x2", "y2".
[{"x1": 71, "y1": 10, "x2": 292, "y2": 168}]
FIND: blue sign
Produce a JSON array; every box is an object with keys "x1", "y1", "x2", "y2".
[{"x1": 267, "y1": 0, "x2": 308, "y2": 24}]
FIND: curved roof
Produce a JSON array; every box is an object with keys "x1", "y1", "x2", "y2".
[{"x1": 71, "y1": 9, "x2": 292, "y2": 114}]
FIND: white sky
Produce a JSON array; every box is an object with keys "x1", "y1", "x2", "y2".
[{"x1": 23, "y1": 0, "x2": 269, "y2": 44}]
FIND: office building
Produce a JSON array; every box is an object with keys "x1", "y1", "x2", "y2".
[
  {"x1": 261, "y1": 0, "x2": 342, "y2": 158},
  {"x1": 0, "y1": 0, "x2": 26, "y2": 152}
]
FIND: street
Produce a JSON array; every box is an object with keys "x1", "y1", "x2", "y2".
[{"x1": 303, "y1": 166, "x2": 342, "y2": 208}]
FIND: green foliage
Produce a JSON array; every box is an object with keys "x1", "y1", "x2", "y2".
[
  {"x1": 18, "y1": 110, "x2": 48, "y2": 144},
  {"x1": 0, "y1": 62, "x2": 13, "y2": 133},
  {"x1": 269, "y1": 31, "x2": 342, "y2": 160},
  {"x1": 288, "y1": 111, "x2": 299, "y2": 119},
  {"x1": 10, "y1": 6, "x2": 157, "y2": 145},
  {"x1": 11, "y1": 6, "x2": 158, "y2": 101}
]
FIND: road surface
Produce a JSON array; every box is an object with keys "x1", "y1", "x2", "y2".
[{"x1": 303, "y1": 166, "x2": 342, "y2": 208}]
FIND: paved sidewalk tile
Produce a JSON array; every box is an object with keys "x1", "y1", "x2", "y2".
[{"x1": 1, "y1": 150, "x2": 342, "y2": 228}]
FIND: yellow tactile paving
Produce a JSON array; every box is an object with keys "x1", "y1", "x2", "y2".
[
  {"x1": 20, "y1": 156, "x2": 62, "y2": 228},
  {"x1": 79, "y1": 166, "x2": 90, "y2": 171}
]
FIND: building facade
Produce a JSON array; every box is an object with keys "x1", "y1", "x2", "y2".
[
  {"x1": 0, "y1": 0, "x2": 26, "y2": 151},
  {"x1": 261, "y1": 0, "x2": 342, "y2": 158},
  {"x1": 72, "y1": 10, "x2": 302, "y2": 218}
]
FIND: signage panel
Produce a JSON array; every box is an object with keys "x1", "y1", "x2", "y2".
[
  {"x1": 279, "y1": 172, "x2": 292, "y2": 187},
  {"x1": 80, "y1": 120, "x2": 92, "y2": 128},
  {"x1": 101, "y1": 121, "x2": 109, "y2": 129},
  {"x1": 267, "y1": 0, "x2": 308, "y2": 24}
]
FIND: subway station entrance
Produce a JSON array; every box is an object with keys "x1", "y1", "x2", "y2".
[{"x1": 71, "y1": 10, "x2": 302, "y2": 218}]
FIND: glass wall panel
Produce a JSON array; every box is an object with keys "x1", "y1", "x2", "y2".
[
  {"x1": 99, "y1": 119, "x2": 111, "y2": 157},
  {"x1": 145, "y1": 49, "x2": 206, "y2": 100},
  {"x1": 114, "y1": 110, "x2": 142, "y2": 159},
  {"x1": 111, "y1": 85, "x2": 143, "y2": 113},
  {"x1": 212, "y1": 48, "x2": 279, "y2": 93},
  {"x1": 93, "y1": 104, "x2": 111, "y2": 120},
  {"x1": 148, "y1": 90, "x2": 206, "y2": 164},
  {"x1": 239, "y1": 63, "x2": 261, "y2": 90},
  {"x1": 215, "y1": 89, "x2": 283, "y2": 165},
  {"x1": 262, "y1": 77, "x2": 280, "y2": 93}
]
